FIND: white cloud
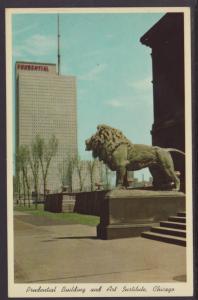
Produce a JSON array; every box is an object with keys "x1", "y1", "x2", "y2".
[
  {"x1": 82, "y1": 49, "x2": 102, "y2": 58},
  {"x1": 78, "y1": 89, "x2": 87, "y2": 97},
  {"x1": 79, "y1": 64, "x2": 107, "y2": 81},
  {"x1": 128, "y1": 76, "x2": 152, "y2": 90},
  {"x1": 105, "y1": 96, "x2": 133, "y2": 109},
  {"x1": 13, "y1": 34, "x2": 56, "y2": 57},
  {"x1": 105, "y1": 93, "x2": 152, "y2": 109},
  {"x1": 14, "y1": 23, "x2": 38, "y2": 36},
  {"x1": 13, "y1": 48, "x2": 24, "y2": 57},
  {"x1": 106, "y1": 99, "x2": 125, "y2": 108},
  {"x1": 61, "y1": 62, "x2": 70, "y2": 74},
  {"x1": 105, "y1": 33, "x2": 114, "y2": 39}
]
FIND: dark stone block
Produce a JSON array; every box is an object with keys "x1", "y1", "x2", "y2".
[{"x1": 44, "y1": 193, "x2": 63, "y2": 212}]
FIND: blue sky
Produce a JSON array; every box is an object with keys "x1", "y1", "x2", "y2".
[{"x1": 12, "y1": 12, "x2": 164, "y2": 180}]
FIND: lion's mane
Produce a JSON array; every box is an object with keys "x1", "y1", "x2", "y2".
[{"x1": 87, "y1": 124, "x2": 133, "y2": 164}]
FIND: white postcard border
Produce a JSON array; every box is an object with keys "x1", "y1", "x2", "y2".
[{"x1": 6, "y1": 6, "x2": 193, "y2": 298}]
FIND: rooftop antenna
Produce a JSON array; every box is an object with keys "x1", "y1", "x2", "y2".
[{"x1": 57, "y1": 14, "x2": 61, "y2": 75}]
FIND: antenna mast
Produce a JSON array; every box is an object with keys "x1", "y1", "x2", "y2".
[{"x1": 57, "y1": 14, "x2": 61, "y2": 75}]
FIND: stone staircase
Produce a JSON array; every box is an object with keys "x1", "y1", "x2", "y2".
[
  {"x1": 62, "y1": 195, "x2": 76, "y2": 212},
  {"x1": 141, "y1": 212, "x2": 186, "y2": 247}
]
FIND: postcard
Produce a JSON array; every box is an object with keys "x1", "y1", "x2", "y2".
[{"x1": 5, "y1": 6, "x2": 194, "y2": 298}]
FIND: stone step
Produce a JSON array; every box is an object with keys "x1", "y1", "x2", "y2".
[
  {"x1": 62, "y1": 200, "x2": 75, "y2": 212},
  {"x1": 151, "y1": 226, "x2": 186, "y2": 237},
  {"x1": 62, "y1": 204, "x2": 75, "y2": 208},
  {"x1": 63, "y1": 200, "x2": 76, "y2": 204},
  {"x1": 177, "y1": 211, "x2": 186, "y2": 217},
  {"x1": 141, "y1": 231, "x2": 186, "y2": 246},
  {"x1": 160, "y1": 221, "x2": 186, "y2": 230},
  {"x1": 168, "y1": 216, "x2": 186, "y2": 223}
]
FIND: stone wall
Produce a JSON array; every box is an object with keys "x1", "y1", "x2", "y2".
[{"x1": 45, "y1": 191, "x2": 108, "y2": 215}]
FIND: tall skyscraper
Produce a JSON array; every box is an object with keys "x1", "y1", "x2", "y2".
[{"x1": 16, "y1": 61, "x2": 77, "y2": 192}]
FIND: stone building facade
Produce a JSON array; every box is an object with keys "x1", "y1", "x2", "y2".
[{"x1": 140, "y1": 13, "x2": 185, "y2": 190}]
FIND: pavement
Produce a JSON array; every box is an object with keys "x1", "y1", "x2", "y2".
[{"x1": 14, "y1": 211, "x2": 186, "y2": 283}]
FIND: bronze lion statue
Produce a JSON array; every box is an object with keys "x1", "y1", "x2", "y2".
[{"x1": 85, "y1": 124, "x2": 185, "y2": 191}]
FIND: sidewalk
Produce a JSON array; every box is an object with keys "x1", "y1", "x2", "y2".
[{"x1": 14, "y1": 212, "x2": 186, "y2": 283}]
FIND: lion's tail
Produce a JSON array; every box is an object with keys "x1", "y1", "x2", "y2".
[{"x1": 166, "y1": 148, "x2": 185, "y2": 155}]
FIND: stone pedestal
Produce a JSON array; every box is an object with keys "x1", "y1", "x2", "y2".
[{"x1": 97, "y1": 189, "x2": 185, "y2": 239}]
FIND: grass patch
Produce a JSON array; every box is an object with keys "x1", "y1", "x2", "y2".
[{"x1": 14, "y1": 204, "x2": 100, "y2": 226}]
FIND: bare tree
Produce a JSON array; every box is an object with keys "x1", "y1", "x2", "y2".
[
  {"x1": 87, "y1": 159, "x2": 97, "y2": 191},
  {"x1": 58, "y1": 158, "x2": 68, "y2": 189},
  {"x1": 29, "y1": 136, "x2": 41, "y2": 209},
  {"x1": 73, "y1": 156, "x2": 85, "y2": 192},
  {"x1": 58, "y1": 155, "x2": 76, "y2": 192},
  {"x1": 67, "y1": 157, "x2": 75, "y2": 192},
  {"x1": 103, "y1": 164, "x2": 113, "y2": 190},
  {"x1": 16, "y1": 145, "x2": 31, "y2": 206},
  {"x1": 15, "y1": 151, "x2": 22, "y2": 205},
  {"x1": 36, "y1": 135, "x2": 58, "y2": 201}
]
